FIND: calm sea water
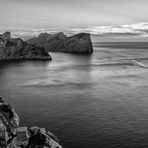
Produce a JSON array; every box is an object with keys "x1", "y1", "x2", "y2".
[{"x1": 1, "y1": 42, "x2": 148, "y2": 148}]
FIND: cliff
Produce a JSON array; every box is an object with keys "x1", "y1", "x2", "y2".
[
  {"x1": 27, "y1": 32, "x2": 93, "y2": 54},
  {"x1": 0, "y1": 32, "x2": 52, "y2": 61}
]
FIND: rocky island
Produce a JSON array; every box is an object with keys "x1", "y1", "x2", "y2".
[
  {"x1": 27, "y1": 32, "x2": 93, "y2": 54},
  {"x1": 0, "y1": 32, "x2": 52, "y2": 61},
  {"x1": 0, "y1": 31, "x2": 93, "y2": 61}
]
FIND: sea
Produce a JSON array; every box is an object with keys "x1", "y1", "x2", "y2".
[{"x1": 1, "y1": 41, "x2": 148, "y2": 148}]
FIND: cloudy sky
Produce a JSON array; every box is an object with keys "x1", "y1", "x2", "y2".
[{"x1": 1, "y1": 0, "x2": 148, "y2": 41}]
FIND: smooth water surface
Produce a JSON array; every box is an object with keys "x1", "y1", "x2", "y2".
[{"x1": 1, "y1": 42, "x2": 148, "y2": 148}]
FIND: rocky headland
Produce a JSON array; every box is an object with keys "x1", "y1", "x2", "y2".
[
  {"x1": 0, "y1": 32, "x2": 52, "y2": 61},
  {"x1": 0, "y1": 31, "x2": 93, "y2": 61},
  {"x1": 27, "y1": 32, "x2": 93, "y2": 54}
]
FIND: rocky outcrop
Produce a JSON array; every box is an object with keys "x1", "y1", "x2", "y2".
[
  {"x1": 0, "y1": 32, "x2": 52, "y2": 61},
  {"x1": 0, "y1": 98, "x2": 62, "y2": 148},
  {"x1": 26, "y1": 126, "x2": 61, "y2": 147},
  {"x1": 27, "y1": 32, "x2": 93, "y2": 54}
]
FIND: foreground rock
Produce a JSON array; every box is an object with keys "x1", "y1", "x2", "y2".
[
  {"x1": 0, "y1": 32, "x2": 52, "y2": 61},
  {"x1": 0, "y1": 98, "x2": 62, "y2": 148},
  {"x1": 27, "y1": 32, "x2": 93, "y2": 54}
]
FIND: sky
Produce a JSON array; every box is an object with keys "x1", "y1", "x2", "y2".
[{"x1": 1, "y1": 0, "x2": 148, "y2": 41}]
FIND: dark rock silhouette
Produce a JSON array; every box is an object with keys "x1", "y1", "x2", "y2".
[
  {"x1": 27, "y1": 32, "x2": 93, "y2": 54},
  {"x1": 0, "y1": 99, "x2": 62, "y2": 148},
  {"x1": 0, "y1": 32, "x2": 52, "y2": 61}
]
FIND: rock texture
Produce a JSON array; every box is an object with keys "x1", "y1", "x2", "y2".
[
  {"x1": 26, "y1": 126, "x2": 61, "y2": 147},
  {"x1": 0, "y1": 32, "x2": 52, "y2": 61},
  {"x1": 0, "y1": 98, "x2": 62, "y2": 148},
  {"x1": 27, "y1": 32, "x2": 93, "y2": 54}
]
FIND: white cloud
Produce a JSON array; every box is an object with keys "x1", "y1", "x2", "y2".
[
  {"x1": 1, "y1": 22, "x2": 148, "y2": 39},
  {"x1": 70, "y1": 22, "x2": 148, "y2": 36}
]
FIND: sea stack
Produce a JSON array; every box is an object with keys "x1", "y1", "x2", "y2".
[
  {"x1": 27, "y1": 32, "x2": 93, "y2": 54},
  {"x1": 0, "y1": 32, "x2": 52, "y2": 61}
]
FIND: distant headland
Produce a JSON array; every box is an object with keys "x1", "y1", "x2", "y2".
[
  {"x1": 27, "y1": 32, "x2": 93, "y2": 54},
  {"x1": 0, "y1": 31, "x2": 93, "y2": 61}
]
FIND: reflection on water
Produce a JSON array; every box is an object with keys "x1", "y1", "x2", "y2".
[{"x1": 1, "y1": 44, "x2": 148, "y2": 148}]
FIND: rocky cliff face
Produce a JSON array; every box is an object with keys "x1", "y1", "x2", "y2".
[
  {"x1": 0, "y1": 32, "x2": 52, "y2": 60},
  {"x1": 27, "y1": 32, "x2": 93, "y2": 54},
  {"x1": 0, "y1": 98, "x2": 62, "y2": 148}
]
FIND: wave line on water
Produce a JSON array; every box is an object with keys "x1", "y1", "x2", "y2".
[{"x1": 131, "y1": 60, "x2": 148, "y2": 68}]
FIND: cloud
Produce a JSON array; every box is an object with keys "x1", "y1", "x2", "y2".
[
  {"x1": 70, "y1": 22, "x2": 148, "y2": 37},
  {"x1": 0, "y1": 28, "x2": 59, "y2": 40},
  {"x1": 1, "y1": 22, "x2": 148, "y2": 40},
  {"x1": 12, "y1": 28, "x2": 57, "y2": 37}
]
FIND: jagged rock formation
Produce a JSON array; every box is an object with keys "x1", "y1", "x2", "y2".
[
  {"x1": 27, "y1": 32, "x2": 93, "y2": 54},
  {"x1": 25, "y1": 126, "x2": 61, "y2": 148},
  {"x1": 0, "y1": 98, "x2": 62, "y2": 148},
  {"x1": 0, "y1": 32, "x2": 52, "y2": 60},
  {"x1": 15, "y1": 126, "x2": 62, "y2": 148}
]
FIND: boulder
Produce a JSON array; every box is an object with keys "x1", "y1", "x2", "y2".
[
  {"x1": 27, "y1": 32, "x2": 93, "y2": 54},
  {"x1": 0, "y1": 99, "x2": 62, "y2": 148},
  {"x1": 15, "y1": 126, "x2": 62, "y2": 148},
  {"x1": 26, "y1": 126, "x2": 62, "y2": 147},
  {"x1": 0, "y1": 32, "x2": 52, "y2": 61}
]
